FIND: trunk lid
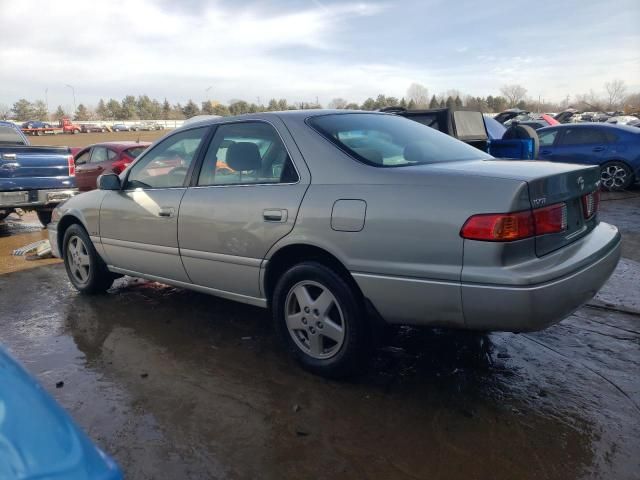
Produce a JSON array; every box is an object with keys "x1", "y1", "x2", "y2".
[
  {"x1": 526, "y1": 163, "x2": 600, "y2": 256},
  {"x1": 0, "y1": 146, "x2": 71, "y2": 180},
  {"x1": 400, "y1": 159, "x2": 601, "y2": 256}
]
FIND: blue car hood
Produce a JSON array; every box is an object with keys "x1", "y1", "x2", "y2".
[{"x1": 0, "y1": 347, "x2": 122, "y2": 479}]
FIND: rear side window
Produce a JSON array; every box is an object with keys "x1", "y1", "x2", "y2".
[
  {"x1": 560, "y1": 128, "x2": 607, "y2": 145},
  {"x1": 0, "y1": 125, "x2": 26, "y2": 145},
  {"x1": 124, "y1": 146, "x2": 147, "y2": 158},
  {"x1": 308, "y1": 113, "x2": 490, "y2": 167}
]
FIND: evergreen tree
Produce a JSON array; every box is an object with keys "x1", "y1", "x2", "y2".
[
  {"x1": 429, "y1": 95, "x2": 439, "y2": 108},
  {"x1": 11, "y1": 99, "x2": 34, "y2": 121},
  {"x1": 439, "y1": 99, "x2": 445, "y2": 108},
  {"x1": 106, "y1": 99, "x2": 122, "y2": 119},
  {"x1": 361, "y1": 98, "x2": 376, "y2": 110},
  {"x1": 162, "y1": 99, "x2": 171, "y2": 119},
  {"x1": 454, "y1": 95, "x2": 463, "y2": 108},
  {"x1": 407, "y1": 99, "x2": 417, "y2": 110},
  {"x1": 33, "y1": 100, "x2": 48, "y2": 119},
  {"x1": 121, "y1": 95, "x2": 137, "y2": 119},
  {"x1": 96, "y1": 99, "x2": 107, "y2": 119},
  {"x1": 53, "y1": 105, "x2": 67, "y2": 121},
  {"x1": 181, "y1": 99, "x2": 200, "y2": 118},
  {"x1": 445, "y1": 96, "x2": 455, "y2": 109},
  {"x1": 74, "y1": 104, "x2": 90, "y2": 121}
]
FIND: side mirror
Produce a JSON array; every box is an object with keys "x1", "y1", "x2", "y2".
[{"x1": 98, "y1": 173, "x2": 121, "y2": 190}]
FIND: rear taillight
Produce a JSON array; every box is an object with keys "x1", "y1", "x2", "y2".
[
  {"x1": 67, "y1": 155, "x2": 75, "y2": 177},
  {"x1": 581, "y1": 190, "x2": 600, "y2": 219},
  {"x1": 461, "y1": 203, "x2": 567, "y2": 242},
  {"x1": 532, "y1": 203, "x2": 568, "y2": 235}
]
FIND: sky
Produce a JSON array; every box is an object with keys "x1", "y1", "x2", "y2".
[{"x1": 1, "y1": 0, "x2": 638, "y2": 111}]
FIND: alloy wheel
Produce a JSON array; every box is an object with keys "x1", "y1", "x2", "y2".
[
  {"x1": 601, "y1": 164, "x2": 628, "y2": 190},
  {"x1": 67, "y1": 235, "x2": 91, "y2": 286},
  {"x1": 285, "y1": 280, "x2": 346, "y2": 359}
]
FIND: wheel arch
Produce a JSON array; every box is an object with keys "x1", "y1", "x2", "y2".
[
  {"x1": 263, "y1": 243, "x2": 364, "y2": 307},
  {"x1": 57, "y1": 213, "x2": 88, "y2": 259}
]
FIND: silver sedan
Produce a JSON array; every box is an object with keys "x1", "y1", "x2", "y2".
[{"x1": 49, "y1": 111, "x2": 621, "y2": 377}]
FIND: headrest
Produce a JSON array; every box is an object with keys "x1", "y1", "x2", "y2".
[
  {"x1": 226, "y1": 142, "x2": 262, "y2": 171},
  {"x1": 403, "y1": 141, "x2": 436, "y2": 163}
]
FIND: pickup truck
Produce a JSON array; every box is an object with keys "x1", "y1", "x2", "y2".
[
  {"x1": 381, "y1": 107, "x2": 540, "y2": 160},
  {"x1": 0, "y1": 121, "x2": 77, "y2": 226}
]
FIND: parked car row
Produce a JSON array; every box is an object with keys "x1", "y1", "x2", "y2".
[{"x1": 18, "y1": 120, "x2": 167, "y2": 135}]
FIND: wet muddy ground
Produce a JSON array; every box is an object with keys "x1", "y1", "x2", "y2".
[{"x1": 0, "y1": 190, "x2": 639, "y2": 479}]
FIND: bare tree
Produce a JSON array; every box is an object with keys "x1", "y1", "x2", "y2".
[
  {"x1": 0, "y1": 103, "x2": 9, "y2": 120},
  {"x1": 574, "y1": 90, "x2": 604, "y2": 111},
  {"x1": 605, "y1": 79, "x2": 627, "y2": 110},
  {"x1": 406, "y1": 83, "x2": 429, "y2": 108},
  {"x1": 500, "y1": 84, "x2": 528, "y2": 107},
  {"x1": 328, "y1": 98, "x2": 348, "y2": 109}
]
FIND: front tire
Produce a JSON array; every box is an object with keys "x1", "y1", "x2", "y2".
[
  {"x1": 63, "y1": 224, "x2": 114, "y2": 294},
  {"x1": 272, "y1": 262, "x2": 370, "y2": 378},
  {"x1": 600, "y1": 161, "x2": 633, "y2": 191}
]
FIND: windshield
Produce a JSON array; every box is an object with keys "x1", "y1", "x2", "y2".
[
  {"x1": 0, "y1": 125, "x2": 26, "y2": 145},
  {"x1": 308, "y1": 113, "x2": 491, "y2": 167}
]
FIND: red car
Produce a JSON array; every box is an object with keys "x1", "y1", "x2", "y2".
[{"x1": 74, "y1": 141, "x2": 150, "y2": 191}]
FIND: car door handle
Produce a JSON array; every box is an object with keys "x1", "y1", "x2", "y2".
[
  {"x1": 540, "y1": 150, "x2": 552, "y2": 155},
  {"x1": 158, "y1": 207, "x2": 175, "y2": 218},
  {"x1": 263, "y1": 209, "x2": 287, "y2": 222},
  {"x1": 592, "y1": 146, "x2": 605, "y2": 152}
]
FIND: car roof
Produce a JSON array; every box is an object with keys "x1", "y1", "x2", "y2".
[{"x1": 180, "y1": 109, "x2": 382, "y2": 130}]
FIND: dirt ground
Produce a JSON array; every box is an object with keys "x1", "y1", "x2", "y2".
[
  {"x1": 28, "y1": 130, "x2": 170, "y2": 148},
  {"x1": 0, "y1": 189, "x2": 639, "y2": 479}
]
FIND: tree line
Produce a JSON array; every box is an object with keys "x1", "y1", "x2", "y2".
[{"x1": 1, "y1": 80, "x2": 637, "y2": 122}]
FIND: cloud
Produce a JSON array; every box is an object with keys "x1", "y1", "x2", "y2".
[{"x1": 0, "y1": 0, "x2": 638, "y2": 109}]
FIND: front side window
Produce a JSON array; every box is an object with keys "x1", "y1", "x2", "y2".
[
  {"x1": 90, "y1": 147, "x2": 108, "y2": 163},
  {"x1": 126, "y1": 127, "x2": 208, "y2": 189},
  {"x1": 75, "y1": 150, "x2": 90, "y2": 165},
  {"x1": 308, "y1": 113, "x2": 491, "y2": 167},
  {"x1": 539, "y1": 129, "x2": 558, "y2": 147},
  {"x1": 197, "y1": 122, "x2": 298, "y2": 186}
]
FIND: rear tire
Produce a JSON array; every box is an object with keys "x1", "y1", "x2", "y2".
[
  {"x1": 600, "y1": 161, "x2": 633, "y2": 191},
  {"x1": 272, "y1": 261, "x2": 370, "y2": 378},
  {"x1": 63, "y1": 224, "x2": 114, "y2": 294},
  {"x1": 36, "y1": 209, "x2": 52, "y2": 227}
]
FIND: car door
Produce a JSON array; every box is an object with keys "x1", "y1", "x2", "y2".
[
  {"x1": 74, "y1": 148, "x2": 93, "y2": 191},
  {"x1": 82, "y1": 146, "x2": 112, "y2": 191},
  {"x1": 99, "y1": 126, "x2": 210, "y2": 282},
  {"x1": 543, "y1": 127, "x2": 608, "y2": 165},
  {"x1": 178, "y1": 120, "x2": 309, "y2": 300}
]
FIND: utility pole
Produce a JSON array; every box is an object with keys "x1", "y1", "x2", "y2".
[
  {"x1": 45, "y1": 88, "x2": 49, "y2": 117},
  {"x1": 65, "y1": 84, "x2": 76, "y2": 115}
]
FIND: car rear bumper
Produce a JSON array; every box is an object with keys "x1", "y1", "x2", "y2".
[
  {"x1": 352, "y1": 222, "x2": 621, "y2": 332},
  {"x1": 0, "y1": 188, "x2": 78, "y2": 209},
  {"x1": 461, "y1": 224, "x2": 620, "y2": 331}
]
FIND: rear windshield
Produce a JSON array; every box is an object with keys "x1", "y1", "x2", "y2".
[
  {"x1": 0, "y1": 125, "x2": 26, "y2": 145},
  {"x1": 308, "y1": 113, "x2": 490, "y2": 167},
  {"x1": 125, "y1": 146, "x2": 147, "y2": 158}
]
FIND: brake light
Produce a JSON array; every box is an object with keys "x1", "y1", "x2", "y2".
[
  {"x1": 533, "y1": 203, "x2": 568, "y2": 235},
  {"x1": 460, "y1": 211, "x2": 534, "y2": 241},
  {"x1": 461, "y1": 203, "x2": 567, "y2": 241},
  {"x1": 67, "y1": 155, "x2": 75, "y2": 177},
  {"x1": 581, "y1": 190, "x2": 600, "y2": 219}
]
